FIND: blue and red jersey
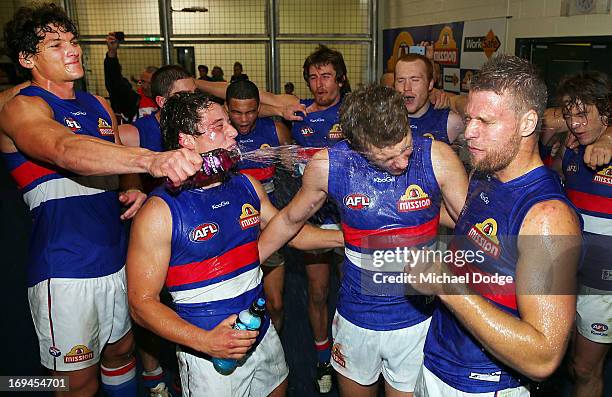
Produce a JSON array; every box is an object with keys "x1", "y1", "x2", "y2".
[
  {"x1": 2, "y1": 86, "x2": 126, "y2": 287},
  {"x1": 327, "y1": 137, "x2": 440, "y2": 330},
  {"x1": 424, "y1": 166, "x2": 574, "y2": 393},
  {"x1": 151, "y1": 174, "x2": 269, "y2": 338},
  {"x1": 235, "y1": 117, "x2": 280, "y2": 202},
  {"x1": 409, "y1": 105, "x2": 451, "y2": 144},
  {"x1": 562, "y1": 147, "x2": 612, "y2": 290}
]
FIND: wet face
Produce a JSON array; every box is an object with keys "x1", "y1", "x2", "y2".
[
  {"x1": 227, "y1": 98, "x2": 259, "y2": 134},
  {"x1": 364, "y1": 135, "x2": 413, "y2": 175},
  {"x1": 394, "y1": 59, "x2": 434, "y2": 117},
  {"x1": 24, "y1": 24, "x2": 83, "y2": 83},
  {"x1": 562, "y1": 98, "x2": 607, "y2": 146},
  {"x1": 307, "y1": 63, "x2": 342, "y2": 108},
  {"x1": 192, "y1": 103, "x2": 238, "y2": 153},
  {"x1": 464, "y1": 90, "x2": 522, "y2": 174}
]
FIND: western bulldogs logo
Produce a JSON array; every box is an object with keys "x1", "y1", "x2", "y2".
[
  {"x1": 64, "y1": 344, "x2": 94, "y2": 363},
  {"x1": 64, "y1": 117, "x2": 81, "y2": 132},
  {"x1": 344, "y1": 193, "x2": 371, "y2": 210},
  {"x1": 190, "y1": 223, "x2": 219, "y2": 242},
  {"x1": 328, "y1": 123, "x2": 344, "y2": 140},
  {"x1": 49, "y1": 346, "x2": 61, "y2": 357}
]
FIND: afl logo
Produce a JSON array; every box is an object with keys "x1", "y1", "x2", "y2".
[
  {"x1": 397, "y1": 184, "x2": 431, "y2": 212},
  {"x1": 592, "y1": 323, "x2": 608, "y2": 332},
  {"x1": 344, "y1": 193, "x2": 371, "y2": 210},
  {"x1": 301, "y1": 126, "x2": 315, "y2": 137},
  {"x1": 239, "y1": 203, "x2": 260, "y2": 230},
  {"x1": 64, "y1": 117, "x2": 81, "y2": 132},
  {"x1": 566, "y1": 161, "x2": 578, "y2": 175},
  {"x1": 190, "y1": 223, "x2": 219, "y2": 242}
]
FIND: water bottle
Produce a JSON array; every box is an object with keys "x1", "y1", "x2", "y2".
[
  {"x1": 212, "y1": 298, "x2": 266, "y2": 375},
  {"x1": 166, "y1": 147, "x2": 242, "y2": 193}
]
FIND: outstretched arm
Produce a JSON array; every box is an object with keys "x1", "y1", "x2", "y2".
[
  {"x1": 257, "y1": 149, "x2": 332, "y2": 260},
  {"x1": 0, "y1": 95, "x2": 202, "y2": 185}
]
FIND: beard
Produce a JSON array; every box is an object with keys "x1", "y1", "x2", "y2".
[{"x1": 470, "y1": 130, "x2": 522, "y2": 174}]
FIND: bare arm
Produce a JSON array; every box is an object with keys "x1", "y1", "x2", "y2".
[
  {"x1": 274, "y1": 119, "x2": 292, "y2": 145},
  {"x1": 0, "y1": 95, "x2": 202, "y2": 184},
  {"x1": 450, "y1": 94, "x2": 467, "y2": 119},
  {"x1": 257, "y1": 149, "x2": 331, "y2": 260},
  {"x1": 127, "y1": 197, "x2": 258, "y2": 359},
  {"x1": 439, "y1": 200, "x2": 581, "y2": 380},
  {"x1": 430, "y1": 141, "x2": 468, "y2": 227},
  {"x1": 0, "y1": 82, "x2": 30, "y2": 112},
  {"x1": 118, "y1": 124, "x2": 141, "y2": 148},
  {"x1": 446, "y1": 110, "x2": 464, "y2": 144}
]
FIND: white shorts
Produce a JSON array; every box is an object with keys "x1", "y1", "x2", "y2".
[
  {"x1": 28, "y1": 267, "x2": 131, "y2": 371},
  {"x1": 331, "y1": 311, "x2": 430, "y2": 392},
  {"x1": 576, "y1": 285, "x2": 612, "y2": 343},
  {"x1": 414, "y1": 365, "x2": 530, "y2": 397},
  {"x1": 176, "y1": 324, "x2": 288, "y2": 396}
]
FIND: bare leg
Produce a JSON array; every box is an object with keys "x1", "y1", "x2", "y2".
[
  {"x1": 263, "y1": 265, "x2": 286, "y2": 332},
  {"x1": 337, "y1": 373, "x2": 377, "y2": 397},
  {"x1": 51, "y1": 365, "x2": 99, "y2": 397},
  {"x1": 570, "y1": 330, "x2": 610, "y2": 397},
  {"x1": 304, "y1": 252, "x2": 331, "y2": 344},
  {"x1": 384, "y1": 379, "x2": 412, "y2": 397},
  {"x1": 268, "y1": 377, "x2": 288, "y2": 397}
]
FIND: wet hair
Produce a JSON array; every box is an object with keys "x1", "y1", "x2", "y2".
[
  {"x1": 226, "y1": 79, "x2": 260, "y2": 105},
  {"x1": 160, "y1": 91, "x2": 214, "y2": 151},
  {"x1": 556, "y1": 71, "x2": 611, "y2": 126},
  {"x1": 3, "y1": 3, "x2": 78, "y2": 78},
  {"x1": 340, "y1": 83, "x2": 411, "y2": 152},
  {"x1": 395, "y1": 53, "x2": 433, "y2": 82},
  {"x1": 303, "y1": 45, "x2": 351, "y2": 96},
  {"x1": 198, "y1": 64, "x2": 208, "y2": 72},
  {"x1": 151, "y1": 64, "x2": 191, "y2": 99},
  {"x1": 284, "y1": 82, "x2": 294, "y2": 93},
  {"x1": 470, "y1": 54, "x2": 547, "y2": 120}
]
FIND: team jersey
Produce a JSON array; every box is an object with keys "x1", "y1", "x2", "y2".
[
  {"x1": 291, "y1": 99, "x2": 344, "y2": 148},
  {"x1": 562, "y1": 147, "x2": 612, "y2": 290},
  {"x1": 409, "y1": 105, "x2": 450, "y2": 144},
  {"x1": 151, "y1": 174, "x2": 270, "y2": 340},
  {"x1": 424, "y1": 166, "x2": 574, "y2": 393},
  {"x1": 235, "y1": 117, "x2": 280, "y2": 199},
  {"x1": 133, "y1": 112, "x2": 162, "y2": 152},
  {"x1": 2, "y1": 86, "x2": 126, "y2": 287},
  {"x1": 327, "y1": 137, "x2": 440, "y2": 330}
]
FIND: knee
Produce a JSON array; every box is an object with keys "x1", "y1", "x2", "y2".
[
  {"x1": 67, "y1": 370, "x2": 99, "y2": 396},
  {"x1": 308, "y1": 285, "x2": 328, "y2": 306},
  {"x1": 571, "y1": 358, "x2": 603, "y2": 382},
  {"x1": 103, "y1": 331, "x2": 135, "y2": 363},
  {"x1": 266, "y1": 296, "x2": 284, "y2": 316}
]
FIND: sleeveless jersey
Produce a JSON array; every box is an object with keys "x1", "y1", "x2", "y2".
[
  {"x1": 409, "y1": 105, "x2": 450, "y2": 144},
  {"x1": 327, "y1": 137, "x2": 440, "y2": 330},
  {"x1": 151, "y1": 174, "x2": 269, "y2": 339},
  {"x1": 2, "y1": 86, "x2": 126, "y2": 287},
  {"x1": 133, "y1": 112, "x2": 162, "y2": 152},
  {"x1": 562, "y1": 147, "x2": 612, "y2": 290},
  {"x1": 235, "y1": 117, "x2": 280, "y2": 199},
  {"x1": 424, "y1": 166, "x2": 573, "y2": 393},
  {"x1": 291, "y1": 99, "x2": 344, "y2": 148}
]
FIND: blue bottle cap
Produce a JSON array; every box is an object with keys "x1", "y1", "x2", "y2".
[{"x1": 256, "y1": 297, "x2": 266, "y2": 307}]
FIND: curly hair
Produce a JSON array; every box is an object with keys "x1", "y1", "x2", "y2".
[
  {"x1": 303, "y1": 45, "x2": 351, "y2": 96},
  {"x1": 161, "y1": 91, "x2": 214, "y2": 151},
  {"x1": 557, "y1": 71, "x2": 611, "y2": 126},
  {"x1": 340, "y1": 83, "x2": 411, "y2": 152},
  {"x1": 3, "y1": 3, "x2": 78, "y2": 78}
]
